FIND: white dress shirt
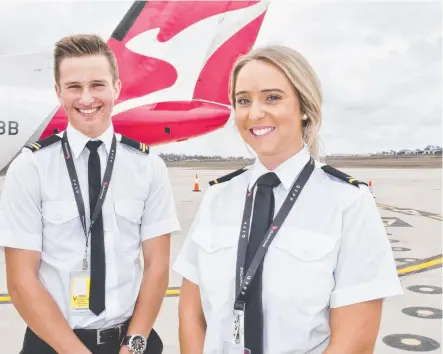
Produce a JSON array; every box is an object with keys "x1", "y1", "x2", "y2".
[
  {"x1": 173, "y1": 144, "x2": 403, "y2": 354},
  {"x1": 0, "y1": 122, "x2": 180, "y2": 329}
]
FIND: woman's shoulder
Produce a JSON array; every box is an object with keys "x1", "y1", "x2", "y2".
[
  {"x1": 208, "y1": 165, "x2": 252, "y2": 187},
  {"x1": 314, "y1": 161, "x2": 368, "y2": 188},
  {"x1": 205, "y1": 165, "x2": 252, "y2": 202},
  {"x1": 313, "y1": 160, "x2": 373, "y2": 205}
]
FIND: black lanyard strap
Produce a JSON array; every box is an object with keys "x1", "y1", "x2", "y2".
[
  {"x1": 61, "y1": 131, "x2": 117, "y2": 269},
  {"x1": 234, "y1": 157, "x2": 315, "y2": 308}
]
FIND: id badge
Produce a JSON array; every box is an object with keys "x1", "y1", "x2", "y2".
[
  {"x1": 69, "y1": 270, "x2": 91, "y2": 314},
  {"x1": 223, "y1": 308, "x2": 251, "y2": 354},
  {"x1": 222, "y1": 343, "x2": 251, "y2": 354}
]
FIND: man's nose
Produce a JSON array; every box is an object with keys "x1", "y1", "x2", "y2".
[{"x1": 79, "y1": 89, "x2": 94, "y2": 105}]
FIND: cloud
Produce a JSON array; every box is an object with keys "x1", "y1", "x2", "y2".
[
  {"x1": 154, "y1": 0, "x2": 442, "y2": 156},
  {"x1": 0, "y1": 0, "x2": 441, "y2": 157},
  {"x1": 0, "y1": 2, "x2": 132, "y2": 55}
]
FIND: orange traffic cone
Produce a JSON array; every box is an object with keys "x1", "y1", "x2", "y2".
[
  {"x1": 369, "y1": 180, "x2": 374, "y2": 198},
  {"x1": 193, "y1": 174, "x2": 201, "y2": 192}
]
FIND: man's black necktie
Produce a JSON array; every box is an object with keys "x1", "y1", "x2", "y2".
[
  {"x1": 245, "y1": 172, "x2": 281, "y2": 354},
  {"x1": 86, "y1": 140, "x2": 106, "y2": 316}
]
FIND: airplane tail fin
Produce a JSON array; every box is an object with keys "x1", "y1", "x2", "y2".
[
  {"x1": 108, "y1": 0, "x2": 270, "y2": 107},
  {"x1": 40, "y1": 0, "x2": 270, "y2": 140},
  {"x1": 193, "y1": 1, "x2": 270, "y2": 107}
]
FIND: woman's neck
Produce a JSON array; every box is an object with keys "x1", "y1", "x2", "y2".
[{"x1": 258, "y1": 142, "x2": 304, "y2": 171}]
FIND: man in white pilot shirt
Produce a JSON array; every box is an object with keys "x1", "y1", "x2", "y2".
[{"x1": 0, "y1": 34, "x2": 180, "y2": 354}]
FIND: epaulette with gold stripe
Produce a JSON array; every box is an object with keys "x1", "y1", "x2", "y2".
[
  {"x1": 321, "y1": 164, "x2": 368, "y2": 187},
  {"x1": 24, "y1": 134, "x2": 61, "y2": 152},
  {"x1": 119, "y1": 135, "x2": 149, "y2": 154},
  {"x1": 209, "y1": 167, "x2": 249, "y2": 186}
]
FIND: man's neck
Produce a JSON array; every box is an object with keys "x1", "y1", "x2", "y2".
[{"x1": 70, "y1": 122, "x2": 111, "y2": 139}]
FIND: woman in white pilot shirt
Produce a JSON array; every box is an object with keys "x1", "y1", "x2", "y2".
[{"x1": 173, "y1": 45, "x2": 403, "y2": 354}]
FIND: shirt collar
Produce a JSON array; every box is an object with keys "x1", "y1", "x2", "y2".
[
  {"x1": 249, "y1": 144, "x2": 311, "y2": 191},
  {"x1": 66, "y1": 122, "x2": 115, "y2": 159}
]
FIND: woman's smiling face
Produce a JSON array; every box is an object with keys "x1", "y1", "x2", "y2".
[{"x1": 234, "y1": 59, "x2": 304, "y2": 166}]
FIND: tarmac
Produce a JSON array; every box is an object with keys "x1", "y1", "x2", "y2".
[{"x1": 0, "y1": 165, "x2": 441, "y2": 353}]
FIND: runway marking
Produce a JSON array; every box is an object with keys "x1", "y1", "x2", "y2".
[
  {"x1": 382, "y1": 217, "x2": 412, "y2": 227},
  {"x1": 397, "y1": 255, "x2": 443, "y2": 276},
  {"x1": 383, "y1": 334, "x2": 440, "y2": 351},
  {"x1": 165, "y1": 287, "x2": 180, "y2": 297},
  {"x1": 377, "y1": 203, "x2": 442, "y2": 221},
  {"x1": 401, "y1": 307, "x2": 442, "y2": 320},
  {"x1": 392, "y1": 247, "x2": 411, "y2": 252},
  {"x1": 407, "y1": 285, "x2": 442, "y2": 294},
  {"x1": 0, "y1": 294, "x2": 11, "y2": 304},
  {"x1": 0, "y1": 257, "x2": 441, "y2": 304},
  {"x1": 0, "y1": 287, "x2": 181, "y2": 304}
]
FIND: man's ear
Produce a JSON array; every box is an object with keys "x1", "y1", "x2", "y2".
[
  {"x1": 55, "y1": 84, "x2": 63, "y2": 103},
  {"x1": 114, "y1": 79, "x2": 122, "y2": 101}
]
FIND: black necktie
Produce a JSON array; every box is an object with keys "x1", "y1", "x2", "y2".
[
  {"x1": 245, "y1": 172, "x2": 281, "y2": 354},
  {"x1": 86, "y1": 140, "x2": 106, "y2": 316}
]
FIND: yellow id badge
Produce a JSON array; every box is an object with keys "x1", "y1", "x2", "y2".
[{"x1": 70, "y1": 271, "x2": 91, "y2": 314}]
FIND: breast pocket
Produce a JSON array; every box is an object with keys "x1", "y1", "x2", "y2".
[
  {"x1": 114, "y1": 199, "x2": 144, "y2": 253},
  {"x1": 42, "y1": 201, "x2": 82, "y2": 257},
  {"x1": 192, "y1": 225, "x2": 239, "y2": 306},
  {"x1": 269, "y1": 226, "x2": 340, "y2": 308}
]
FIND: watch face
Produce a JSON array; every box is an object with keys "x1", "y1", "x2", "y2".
[{"x1": 129, "y1": 335, "x2": 146, "y2": 353}]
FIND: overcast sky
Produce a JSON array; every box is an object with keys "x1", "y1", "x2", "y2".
[{"x1": 0, "y1": 0, "x2": 441, "y2": 157}]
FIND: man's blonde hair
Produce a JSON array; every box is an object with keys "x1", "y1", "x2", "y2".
[
  {"x1": 54, "y1": 34, "x2": 119, "y2": 85},
  {"x1": 229, "y1": 45, "x2": 323, "y2": 159}
]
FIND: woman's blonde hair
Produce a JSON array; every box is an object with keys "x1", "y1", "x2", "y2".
[{"x1": 228, "y1": 45, "x2": 323, "y2": 159}]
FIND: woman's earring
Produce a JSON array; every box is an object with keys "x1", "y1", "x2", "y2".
[{"x1": 302, "y1": 114, "x2": 308, "y2": 120}]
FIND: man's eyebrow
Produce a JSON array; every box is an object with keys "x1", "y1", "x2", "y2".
[
  {"x1": 235, "y1": 88, "x2": 285, "y2": 96},
  {"x1": 64, "y1": 80, "x2": 107, "y2": 86}
]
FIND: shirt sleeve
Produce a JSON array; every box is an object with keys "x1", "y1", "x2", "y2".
[
  {"x1": 0, "y1": 151, "x2": 43, "y2": 252},
  {"x1": 172, "y1": 186, "x2": 214, "y2": 285},
  {"x1": 330, "y1": 185, "x2": 403, "y2": 308},
  {"x1": 140, "y1": 154, "x2": 181, "y2": 241}
]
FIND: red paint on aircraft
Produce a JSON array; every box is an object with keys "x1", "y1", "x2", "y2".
[{"x1": 39, "y1": 1, "x2": 268, "y2": 145}]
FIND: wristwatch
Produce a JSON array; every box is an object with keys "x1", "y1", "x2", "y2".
[{"x1": 121, "y1": 334, "x2": 147, "y2": 354}]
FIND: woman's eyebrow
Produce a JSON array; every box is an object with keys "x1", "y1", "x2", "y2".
[{"x1": 235, "y1": 88, "x2": 285, "y2": 96}]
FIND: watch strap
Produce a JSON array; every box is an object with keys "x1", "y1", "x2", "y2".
[{"x1": 121, "y1": 335, "x2": 131, "y2": 347}]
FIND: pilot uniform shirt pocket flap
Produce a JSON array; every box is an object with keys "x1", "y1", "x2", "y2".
[
  {"x1": 191, "y1": 224, "x2": 239, "y2": 305},
  {"x1": 191, "y1": 224, "x2": 239, "y2": 254},
  {"x1": 274, "y1": 226, "x2": 339, "y2": 262},
  {"x1": 115, "y1": 199, "x2": 144, "y2": 224},
  {"x1": 265, "y1": 226, "x2": 340, "y2": 333},
  {"x1": 42, "y1": 201, "x2": 79, "y2": 225}
]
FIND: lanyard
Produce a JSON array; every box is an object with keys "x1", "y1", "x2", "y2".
[
  {"x1": 232, "y1": 157, "x2": 315, "y2": 343},
  {"x1": 61, "y1": 131, "x2": 117, "y2": 271}
]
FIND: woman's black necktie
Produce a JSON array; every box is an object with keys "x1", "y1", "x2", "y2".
[
  {"x1": 86, "y1": 140, "x2": 106, "y2": 316},
  {"x1": 245, "y1": 172, "x2": 281, "y2": 354}
]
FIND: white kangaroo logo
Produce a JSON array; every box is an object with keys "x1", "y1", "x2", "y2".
[{"x1": 112, "y1": 0, "x2": 270, "y2": 116}]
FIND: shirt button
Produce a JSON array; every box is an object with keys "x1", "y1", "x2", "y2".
[{"x1": 56, "y1": 215, "x2": 61, "y2": 221}]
